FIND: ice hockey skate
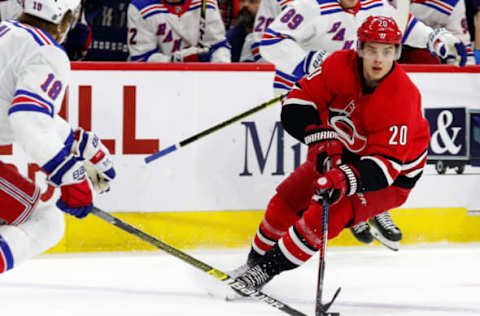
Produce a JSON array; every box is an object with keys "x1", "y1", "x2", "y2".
[
  {"x1": 368, "y1": 212, "x2": 402, "y2": 251},
  {"x1": 350, "y1": 221, "x2": 374, "y2": 244}
]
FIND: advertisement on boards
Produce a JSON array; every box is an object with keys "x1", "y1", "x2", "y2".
[{"x1": 2, "y1": 64, "x2": 480, "y2": 212}]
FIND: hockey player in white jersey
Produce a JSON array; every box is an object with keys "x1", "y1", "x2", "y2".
[
  {"x1": 248, "y1": 0, "x2": 289, "y2": 61},
  {"x1": 261, "y1": 0, "x2": 468, "y2": 95},
  {"x1": 127, "y1": 0, "x2": 231, "y2": 62},
  {"x1": 406, "y1": 0, "x2": 475, "y2": 64},
  {"x1": 0, "y1": 0, "x2": 116, "y2": 273}
]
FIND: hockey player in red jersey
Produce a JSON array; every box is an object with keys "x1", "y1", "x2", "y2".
[{"x1": 232, "y1": 16, "x2": 430, "y2": 290}]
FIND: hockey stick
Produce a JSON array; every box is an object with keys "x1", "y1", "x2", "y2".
[
  {"x1": 314, "y1": 198, "x2": 341, "y2": 316},
  {"x1": 91, "y1": 206, "x2": 307, "y2": 316},
  {"x1": 144, "y1": 94, "x2": 285, "y2": 164},
  {"x1": 199, "y1": 0, "x2": 207, "y2": 47}
]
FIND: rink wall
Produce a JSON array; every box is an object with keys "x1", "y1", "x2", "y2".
[{"x1": 2, "y1": 62, "x2": 480, "y2": 253}]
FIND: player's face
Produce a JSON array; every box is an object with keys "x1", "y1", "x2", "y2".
[
  {"x1": 338, "y1": 0, "x2": 359, "y2": 9},
  {"x1": 361, "y1": 42, "x2": 396, "y2": 87}
]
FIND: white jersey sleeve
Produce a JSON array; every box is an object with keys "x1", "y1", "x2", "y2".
[
  {"x1": 127, "y1": 2, "x2": 170, "y2": 62},
  {"x1": 127, "y1": 0, "x2": 230, "y2": 62},
  {"x1": 259, "y1": 0, "x2": 319, "y2": 78},
  {"x1": 260, "y1": 0, "x2": 439, "y2": 95},
  {"x1": 3, "y1": 23, "x2": 73, "y2": 171},
  {"x1": 203, "y1": 0, "x2": 231, "y2": 62},
  {"x1": 250, "y1": 0, "x2": 286, "y2": 61},
  {"x1": 409, "y1": 0, "x2": 474, "y2": 62}
]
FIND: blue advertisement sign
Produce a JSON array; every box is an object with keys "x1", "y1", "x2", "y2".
[
  {"x1": 469, "y1": 112, "x2": 480, "y2": 161},
  {"x1": 425, "y1": 108, "x2": 467, "y2": 158}
]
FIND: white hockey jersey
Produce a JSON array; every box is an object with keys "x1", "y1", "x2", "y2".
[
  {"x1": 249, "y1": 0, "x2": 292, "y2": 61},
  {"x1": 260, "y1": 0, "x2": 435, "y2": 94},
  {"x1": 0, "y1": 0, "x2": 22, "y2": 21},
  {"x1": 0, "y1": 20, "x2": 73, "y2": 173},
  {"x1": 409, "y1": 0, "x2": 474, "y2": 63},
  {"x1": 127, "y1": 0, "x2": 231, "y2": 62}
]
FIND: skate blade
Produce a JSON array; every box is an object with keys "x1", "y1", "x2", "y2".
[{"x1": 369, "y1": 224, "x2": 400, "y2": 251}]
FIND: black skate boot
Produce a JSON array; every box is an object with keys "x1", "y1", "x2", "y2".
[
  {"x1": 234, "y1": 264, "x2": 273, "y2": 295},
  {"x1": 350, "y1": 221, "x2": 374, "y2": 244},
  {"x1": 368, "y1": 211, "x2": 401, "y2": 251},
  {"x1": 228, "y1": 248, "x2": 263, "y2": 279},
  {"x1": 369, "y1": 211, "x2": 402, "y2": 242}
]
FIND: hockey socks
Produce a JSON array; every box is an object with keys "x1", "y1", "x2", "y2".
[
  {"x1": 0, "y1": 234, "x2": 14, "y2": 273},
  {"x1": 252, "y1": 194, "x2": 301, "y2": 256}
]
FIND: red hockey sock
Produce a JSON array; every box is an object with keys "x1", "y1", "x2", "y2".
[{"x1": 252, "y1": 193, "x2": 301, "y2": 256}]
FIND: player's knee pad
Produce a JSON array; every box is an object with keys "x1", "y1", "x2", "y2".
[
  {"x1": 0, "y1": 226, "x2": 24, "y2": 273},
  {"x1": 0, "y1": 200, "x2": 65, "y2": 274},
  {"x1": 263, "y1": 193, "x2": 302, "y2": 234},
  {"x1": 393, "y1": 187, "x2": 411, "y2": 207},
  {"x1": 276, "y1": 162, "x2": 318, "y2": 210},
  {"x1": 23, "y1": 199, "x2": 65, "y2": 250},
  {"x1": 0, "y1": 162, "x2": 41, "y2": 225}
]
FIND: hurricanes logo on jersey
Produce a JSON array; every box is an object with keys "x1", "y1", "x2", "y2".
[{"x1": 328, "y1": 100, "x2": 367, "y2": 153}]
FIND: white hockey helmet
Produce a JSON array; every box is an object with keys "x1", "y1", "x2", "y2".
[{"x1": 23, "y1": 0, "x2": 81, "y2": 24}]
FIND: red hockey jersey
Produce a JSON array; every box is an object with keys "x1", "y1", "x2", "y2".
[{"x1": 282, "y1": 49, "x2": 430, "y2": 192}]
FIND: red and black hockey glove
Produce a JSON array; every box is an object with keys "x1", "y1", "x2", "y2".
[
  {"x1": 305, "y1": 124, "x2": 343, "y2": 174},
  {"x1": 314, "y1": 164, "x2": 360, "y2": 205}
]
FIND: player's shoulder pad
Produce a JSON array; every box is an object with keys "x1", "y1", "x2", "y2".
[
  {"x1": 36, "y1": 45, "x2": 70, "y2": 79},
  {"x1": 130, "y1": 0, "x2": 161, "y2": 12},
  {"x1": 432, "y1": 0, "x2": 461, "y2": 8},
  {"x1": 319, "y1": 50, "x2": 358, "y2": 91},
  {"x1": 372, "y1": 63, "x2": 421, "y2": 125},
  {"x1": 313, "y1": 0, "x2": 344, "y2": 14},
  {"x1": 315, "y1": 0, "x2": 340, "y2": 5}
]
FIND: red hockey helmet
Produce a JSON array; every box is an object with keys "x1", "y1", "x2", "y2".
[{"x1": 357, "y1": 16, "x2": 402, "y2": 45}]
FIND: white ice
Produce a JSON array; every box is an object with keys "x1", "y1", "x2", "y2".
[{"x1": 1, "y1": 243, "x2": 479, "y2": 316}]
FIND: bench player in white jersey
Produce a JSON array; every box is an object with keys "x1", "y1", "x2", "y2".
[
  {"x1": 405, "y1": 0, "x2": 475, "y2": 64},
  {"x1": 127, "y1": 0, "x2": 231, "y2": 62},
  {"x1": 247, "y1": 0, "x2": 289, "y2": 61},
  {"x1": 0, "y1": 0, "x2": 116, "y2": 273},
  {"x1": 261, "y1": 0, "x2": 467, "y2": 95}
]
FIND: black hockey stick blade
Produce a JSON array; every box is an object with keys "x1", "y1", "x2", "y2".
[
  {"x1": 316, "y1": 286, "x2": 341, "y2": 316},
  {"x1": 91, "y1": 206, "x2": 307, "y2": 316},
  {"x1": 144, "y1": 94, "x2": 285, "y2": 164}
]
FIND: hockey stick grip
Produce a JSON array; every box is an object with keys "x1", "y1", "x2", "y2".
[{"x1": 91, "y1": 206, "x2": 307, "y2": 316}]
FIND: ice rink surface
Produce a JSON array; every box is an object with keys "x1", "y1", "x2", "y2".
[{"x1": 1, "y1": 243, "x2": 479, "y2": 316}]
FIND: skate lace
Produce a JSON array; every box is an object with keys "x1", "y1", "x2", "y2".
[
  {"x1": 352, "y1": 221, "x2": 369, "y2": 233},
  {"x1": 375, "y1": 213, "x2": 398, "y2": 230},
  {"x1": 241, "y1": 265, "x2": 270, "y2": 288},
  {"x1": 229, "y1": 264, "x2": 250, "y2": 279}
]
